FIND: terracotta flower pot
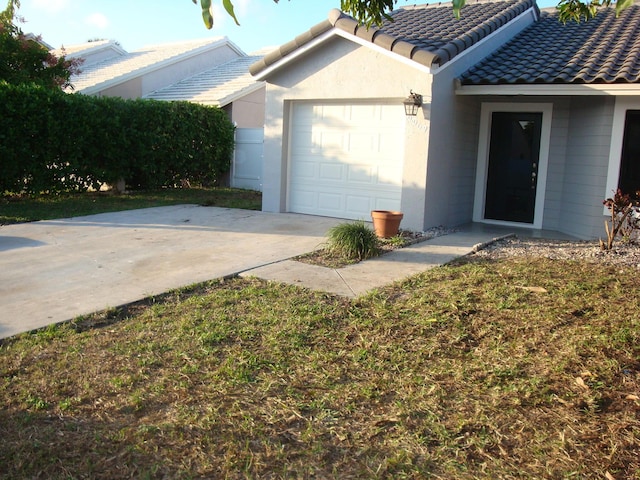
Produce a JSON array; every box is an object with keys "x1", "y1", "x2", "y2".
[{"x1": 371, "y1": 210, "x2": 403, "y2": 238}]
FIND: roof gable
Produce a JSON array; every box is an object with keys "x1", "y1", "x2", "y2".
[
  {"x1": 461, "y1": 5, "x2": 640, "y2": 85},
  {"x1": 250, "y1": 0, "x2": 538, "y2": 76}
]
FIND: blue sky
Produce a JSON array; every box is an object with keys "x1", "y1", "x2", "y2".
[{"x1": 16, "y1": 0, "x2": 558, "y2": 54}]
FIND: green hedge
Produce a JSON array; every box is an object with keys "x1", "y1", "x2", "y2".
[{"x1": 0, "y1": 83, "x2": 235, "y2": 193}]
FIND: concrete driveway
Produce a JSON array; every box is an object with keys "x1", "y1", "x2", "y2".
[{"x1": 0, "y1": 206, "x2": 341, "y2": 339}]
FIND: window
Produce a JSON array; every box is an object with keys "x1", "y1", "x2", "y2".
[{"x1": 619, "y1": 110, "x2": 640, "y2": 195}]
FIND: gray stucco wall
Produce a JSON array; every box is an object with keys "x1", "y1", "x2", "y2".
[
  {"x1": 558, "y1": 96, "x2": 615, "y2": 239},
  {"x1": 540, "y1": 97, "x2": 570, "y2": 232},
  {"x1": 467, "y1": 95, "x2": 612, "y2": 240}
]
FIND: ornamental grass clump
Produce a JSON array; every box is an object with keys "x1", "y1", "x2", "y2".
[{"x1": 326, "y1": 221, "x2": 380, "y2": 261}]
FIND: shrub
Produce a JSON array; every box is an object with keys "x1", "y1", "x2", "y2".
[
  {"x1": 0, "y1": 83, "x2": 235, "y2": 194},
  {"x1": 600, "y1": 189, "x2": 640, "y2": 250},
  {"x1": 326, "y1": 221, "x2": 380, "y2": 261}
]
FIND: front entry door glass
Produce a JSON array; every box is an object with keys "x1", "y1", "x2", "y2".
[{"x1": 484, "y1": 112, "x2": 542, "y2": 224}]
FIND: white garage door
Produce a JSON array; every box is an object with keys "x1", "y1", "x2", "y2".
[{"x1": 288, "y1": 102, "x2": 405, "y2": 220}]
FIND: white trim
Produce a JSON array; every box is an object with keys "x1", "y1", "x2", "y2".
[
  {"x1": 604, "y1": 97, "x2": 640, "y2": 213},
  {"x1": 216, "y1": 82, "x2": 266, "y2": 108},
  {"x1": 254, "y1": 29, "x2": 433, "y2": 81},
  {"x1": 473, "y1": 102, "x2": 553, "y2": 229},
  {"x1": 456, "y1": 83, "x2": 640, "y2": 96},
  {"x1": 284, "y1": 100, "x2": 295, "y2": 213},
  {"x1": 253, "y1": 31, "x2": 332, "y2": 81}
]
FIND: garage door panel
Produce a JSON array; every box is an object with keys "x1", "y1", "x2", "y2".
[
  {"x1": 318, "y1": 163, "x2": 345, "y2": 181},
  {"x1": 290, "y1": 188, "x2": 316, "y2": 209},
  {"x1": 347, "y1": 132, "x2": 378, "y2": 154},
  {"x1": 378, "y1": 165, "x2": 403, "y2": 185},
  {"x1": 290, "y1": 158, "x2": 317, "y2": 180},
  {"x1": 319, "y1": 133, "x2": 347, "y2": 153},
  {"x1": 317, "y1": 192, "x2": 343, "y2": 211},
  {"x1": 347, "y1": 165, "x2": 376, "y2": 184},
  {"x1": 321, "y1": 104, "x2": 349, "y2": 120},
  {"x1": 350, "y1": 105, "x2": 378, "y2": 122},
  {"x1": 345, "y1": 195, "x2": 371, "y2": 215},
  {"x1": 289, "y1": 102, "x2": 404, "y2": 220}
]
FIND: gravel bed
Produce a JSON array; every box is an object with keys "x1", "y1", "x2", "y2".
[
  {"x1": 472, "y1": 235, "x2": 640, "y2": 268},
  {"x1": 382, "y1": 225, "x2": 455, "y2": 250}
]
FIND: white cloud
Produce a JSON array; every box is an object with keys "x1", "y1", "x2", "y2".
[{"x1": 85, "y1": 12, "x2": 110, "y2": 30}]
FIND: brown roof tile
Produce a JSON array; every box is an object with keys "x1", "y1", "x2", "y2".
[
  {"x1": 461, "y1": 5, "x2": 640, "y2": 85},
  {"x1": 250, "y1": 0, "x2": 537, "y2": 76}
]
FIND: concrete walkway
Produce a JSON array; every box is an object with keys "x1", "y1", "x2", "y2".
[
  {"x1": 0, "y1": 206, "x2": 524, "y2": 339},
  {"x1": 241, "y1": 229, "x2": 508, "y2": 297}
]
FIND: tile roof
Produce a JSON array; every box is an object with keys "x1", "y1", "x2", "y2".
[
  {"x1": 250, "y1": 0, "x2": 537, "y2": 76},
  {"x1": 461, "y1": 5, "x2": 640, "y2": 85},
  {"x1": 70, "y1": 37, "x2": 230, "y2": 94},
  {"x1": 144, "y1": 51, "x2": 267, "y2": 106}
]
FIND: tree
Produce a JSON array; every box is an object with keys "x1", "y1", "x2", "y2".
[
  {"x1": 556, "y1": 0, "x2": 634, "y2": 23},
  {"x1": 0, "y1": 0, "x2": 82, "y2": 90},
  {"x1": 194, "y1": 0, "x2": 634, "y2": 28},
  {"x1": 194, "y1": 0, "x2": 399, "y2": 29}
]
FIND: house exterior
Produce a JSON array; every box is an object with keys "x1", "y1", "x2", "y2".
[
  {"x1": 55, "y1": 38, "x2": 266, "y2": 190},
  {"x1": 250, "y1": 0, "x2": 640, "y2": 239}
]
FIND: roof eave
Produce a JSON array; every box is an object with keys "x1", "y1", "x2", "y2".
[
  {"x1": 455, "y1": 82, "x2": 640, "y2": 96},
  {"x1": 252, "y1": 28, "x2": 434, "y2": 81},
  {"x1": 217, "y1": 81, "x2": 266, "y2": 108}
]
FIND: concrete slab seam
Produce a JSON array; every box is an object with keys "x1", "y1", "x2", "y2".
[{"x1": 335, "y1": 269, "x2": 357, "y2": 297}]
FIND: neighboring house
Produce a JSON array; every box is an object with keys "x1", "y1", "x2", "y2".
[
  {"x1": 250, "y1": 0, "x2": 640, "y2": 239},
  {"x1": 54, "y1": 38, "x2": 266, "y2": 190},
  {"x1": 146, "y1": 50, "x2": 270, "y2": 191}
]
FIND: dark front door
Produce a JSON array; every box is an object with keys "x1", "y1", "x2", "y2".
[
  {"x1": 619, "y1": 110, "x2": 640, "y2": 195},
  {"x1": 484, "y1": 112, "x2": 542, "y2": 224}
]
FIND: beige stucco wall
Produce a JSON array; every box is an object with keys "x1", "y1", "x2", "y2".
[
  {"x1": 261, "y1": 36, "x2": 432, "y2": 232},
  {"x1": 230, "y1": 87, "x2": 266, "y2": 128},
  {"x1": 100, "y1": 78, "x2": 142, "y2": 99}
]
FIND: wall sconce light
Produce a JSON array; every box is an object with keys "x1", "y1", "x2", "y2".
[{"x1": 403, "y1": 90, "x2": 423, "y2": 116}]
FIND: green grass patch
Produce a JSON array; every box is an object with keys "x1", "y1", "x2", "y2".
[
  {"x1": 0, "y1": 258, "x2": 638, "y2": 478},
  {"x1": 0, "y1": 187, "x2": 262, "y2": 225}
]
